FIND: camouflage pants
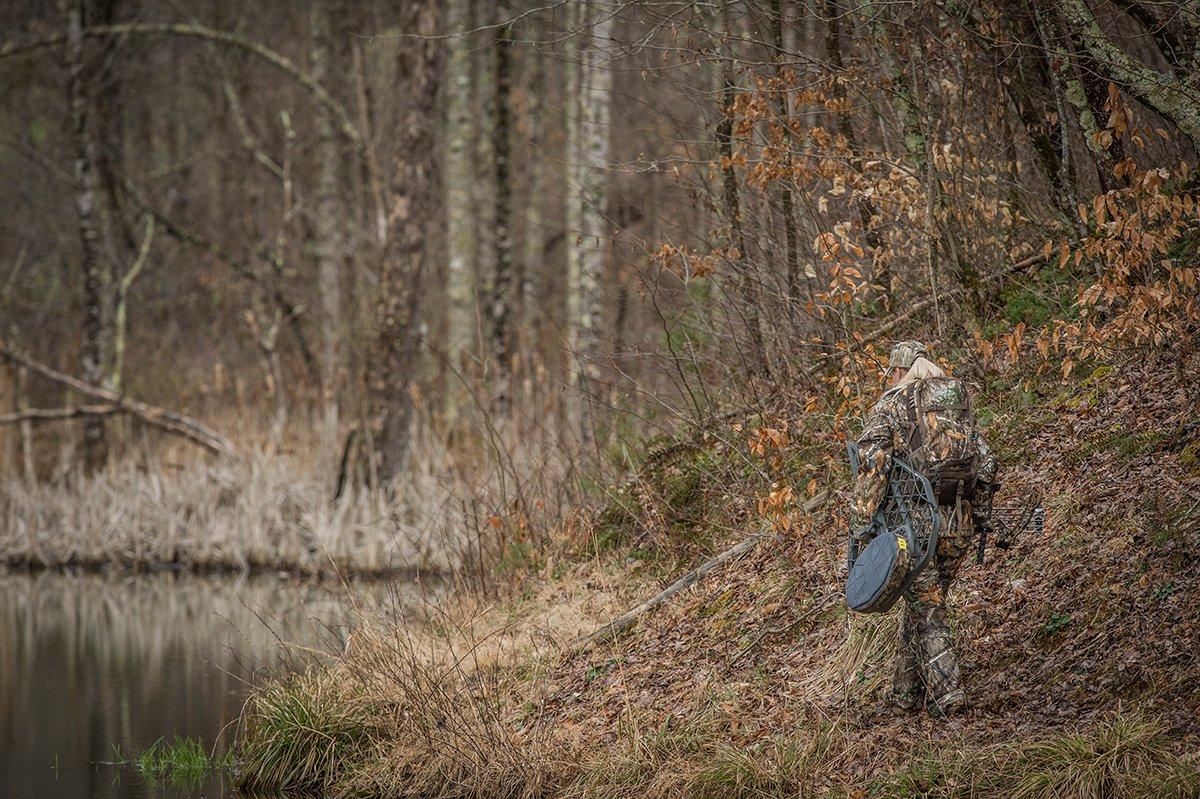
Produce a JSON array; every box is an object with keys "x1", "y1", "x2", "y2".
[{"x1": 890, "y1": 506, "x2": 970, "y2": 712}]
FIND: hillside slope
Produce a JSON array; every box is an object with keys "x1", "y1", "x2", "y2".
[
  {"x1": 534, "y1": 355, "x2": 1200, "y2": 739},
  {"x1": 237, "y1": 351, "x2": 1200, "y2": 798}
]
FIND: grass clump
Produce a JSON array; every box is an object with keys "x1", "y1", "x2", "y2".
[
  {"x1": 130, "y1": 736, "x2": 227, "y2": 790},
  {"x1": 568, "y1": 716, "x2": 867, "y2": 799},
  {"x1": 877, "y1": 715, "x2": 1198, "y2": 799},
  {"x1": 236, "y1": 671, "x2": 373, "y2": 794}
]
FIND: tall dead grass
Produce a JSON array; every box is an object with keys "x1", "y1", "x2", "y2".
[
  {"x1": 234, "y1": 554, "x2": 1196, "y2": 798},
  {"x1": 880, "y1": 715, "x2": 1198, "y2": 799},
  {"x1": 237, "y1": 593, "x2": 575, "y2": 798},
  {"x1": 0, "y1": 404, "x2": 579, "y2": 576},
  {"x1": 795, "y1": 611, "x2": 902, "y2": 704},
  {"x1": 241, "y1": 635, "x2": 1198, "y2": 799}
]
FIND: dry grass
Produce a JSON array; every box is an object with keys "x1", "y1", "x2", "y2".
[
  {"x1": 240, "y1": 646, "x2": 1198, "y2": 799},
  {"x1": 237, "y1": 669, "x2": 377, "y2": 794},
  {"x1": 0, "y1": 449, "x2": 445, "y2": 574},
  {"x1": 0, "y1": 407, "x2": 578, "y2": 576},
  {"x1": 236, "y1": 597, "x2": 577, "y2": 798},
  {"x1": 881, "y1": 715, "x2": 1198, "y2": 799},
  {"x1": 566, "y1": 714, "x2": 869, "y2": 799},
  {"x1": 795, "y1": 611, "x2": 902, "y2": 703}
]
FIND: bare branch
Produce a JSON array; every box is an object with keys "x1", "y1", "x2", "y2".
[
  {"x1": 0, "y1": 405, "x2": 121, "y2": 425},
  {"x1": 581, "y1": 490, "x2": 831, "y2": 648},
  {"x1": 0, "y1": 342, "x2": 235, "y2": 456},
  {"x1": 0, "y1": 22, "x2": 366, "y2": 153}
]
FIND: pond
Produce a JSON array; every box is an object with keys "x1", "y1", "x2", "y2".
[{"x1": 0, "y1": 571, "x2": 411, "y2": 798}]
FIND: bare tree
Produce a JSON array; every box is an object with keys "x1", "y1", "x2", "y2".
[
  {"x1": 311, "y1": 0, "x2": 346, "y2": 442},
  {"x1": 65, "y1": 0, "x2": 108, "y2": 472},
  {"x1": 488, "y1": 23, "x2": 514, "y2": 411},
  {"x1": 567, "y1": 0, "x2": 615, "y2": 450},
  {"x1": 368, "y1": 0, "x2": 442, "y2": 486}
]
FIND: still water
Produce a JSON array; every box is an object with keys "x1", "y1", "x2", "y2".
[{"x1": 0, "y1": 571, "x2": 402, "y2": 798}]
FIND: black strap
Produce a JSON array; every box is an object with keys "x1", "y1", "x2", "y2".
[{"x1": 904, "y1": 381, "x2": 924, "y2": 453}]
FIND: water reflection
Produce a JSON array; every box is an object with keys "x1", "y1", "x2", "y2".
[{"x1": 0, "y1": 571, "x2": 397, "y2": 798}]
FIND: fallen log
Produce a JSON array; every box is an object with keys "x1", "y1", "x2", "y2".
[
  {"x1": 580, "y1": 490, "x2": 830, "y2": 648},
  {"x1": 0, "y1": 342, "x2": 235, "y2": 456},
  {"x1": 0, "y1": 404, "x2": 121, "y2": 424}
]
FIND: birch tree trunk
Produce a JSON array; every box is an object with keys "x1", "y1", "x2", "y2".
[
  {"x1": 66, "y1": 0, "x2": 108, "y2": 473},
  {"x1": 312, "y1": 0, "x2": 345, "y2": 443},
  {"x1": 444, "y1": 0, "x2": 476, "y2": 371},
  {"x1": 568, "y1": 0, "x2": 614, "y2": 451},
  {"x1": 369, "y1": 0, "x2": 441, "y2": 486},
  {"x1": 565, "y1": 0, "x2": 584, "y2": 390}
]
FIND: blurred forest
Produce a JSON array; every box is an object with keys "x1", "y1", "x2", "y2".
[{"x1": 0, "y1": 0, "x2": 1197, "y2": 574}]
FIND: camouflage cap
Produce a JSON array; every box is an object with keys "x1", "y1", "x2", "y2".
[{"x1": 888, "y1": 340, "x2": 929, "y2": 370}]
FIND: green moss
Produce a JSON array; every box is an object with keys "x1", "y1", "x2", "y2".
[
  {"x1": 1065, "y1": 427, "x2": 1173, "y2": 467},
  {"x1": 982, "y1": 264, "x2": 1080, "y2": 338},
  {"x1": 1179, "y1": 439, "x2": 1200, "y2": 477}
]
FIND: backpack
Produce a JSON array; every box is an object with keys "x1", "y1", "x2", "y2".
[{"x1": 898, "y1": 376, "x2": 980, "y2": 506}]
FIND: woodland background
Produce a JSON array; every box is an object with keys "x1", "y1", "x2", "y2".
[{"x1": 0, "y1": 0, "x2": 1197, "y2": 576}]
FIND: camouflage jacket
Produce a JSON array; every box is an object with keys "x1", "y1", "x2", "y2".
[{"x1": 851, "y1": 380, "x2": 998, "y2": 531}]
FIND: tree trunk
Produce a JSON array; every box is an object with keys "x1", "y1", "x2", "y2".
[
  {"x1": 825, "y1": 0, "x2": 887, "y2": 290},
  {"x1": 488, "y1": 24, "x2": 514, "y2": 412},
  {"x1": 568, "y1": 0, "x2": 615, "y2": 450},
  {"x1": 1056, "y1": 0, "x2": 1200, "y2": 149},
  {"x1": 1055, "y1": 8, "x2": 1125, "y2": 192},
  {"x1": 469, "y1": 0, "x2": 494, "y2": 340},
  {"x1": 444, "y1": 0, "x2": 477, "y2": 372},
  {"x1": 520, "y1": 43, "x2": 545, "y2": 360},
  {"x1": 719, "y1": 0, "x2": 769, "y2": 380},
  {"x1": 952, "y1": 0, "x2": 1080, "y2": 225},
  {"x1": 565, "y1": 0, "x2": 584, "y2": 397},
  {"x1": 769, "y1": 0, "x2": 801, "y2": 302},
  {"x1": 368, "y1": 0, "x2": 442, "y2": 487},
  {"x1": 1110, "y1": 0, "x2": 1190, "y2": 80},
  {"x1": 865, "y1": 1, "x2": 924, "y2": 162},
  {"x1": 66, "y1": 0, "x2": 108, "y2": 473},
  {"x1": 311, "y1": 0, "x2": 345, "y2": 443},
  {"x1": 94, "y1": 0, "x2": 135, "y2": 308}
]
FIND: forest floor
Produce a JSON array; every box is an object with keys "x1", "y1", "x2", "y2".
[{"x1": 236, "y1": 349, "x2": 1200, "y2": 798}]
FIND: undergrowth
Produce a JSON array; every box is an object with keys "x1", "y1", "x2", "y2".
[
  {"x1": 879, "y1": 716, "x2": 1197, "y2": 799},
  {"x1": 235, "y1": 270, "x2": 1200, "y2": 797},
  {"x1": 236, "y1": 682, "x2": 1197, "y2": 799}
]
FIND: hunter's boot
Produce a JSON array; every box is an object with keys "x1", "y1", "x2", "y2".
[
  {"x1": 918, "y1": 607, "x2": 965, "y2": 715},
  {"x1": 886, "y1": 610, "x2": 922, "y2": 711}
]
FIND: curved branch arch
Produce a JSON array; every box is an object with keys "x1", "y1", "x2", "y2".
[{"x1": 1, "y1": 21, "x2": 366, "y2": 154}]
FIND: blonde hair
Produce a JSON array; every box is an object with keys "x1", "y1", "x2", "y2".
[{"x1": 897, "y1": 356, "x2": 946, "y2": 385}]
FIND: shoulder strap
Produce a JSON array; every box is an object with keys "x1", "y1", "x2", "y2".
[{"x1": 902, "y1": 379, "x2": 925, "y2": 453}]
